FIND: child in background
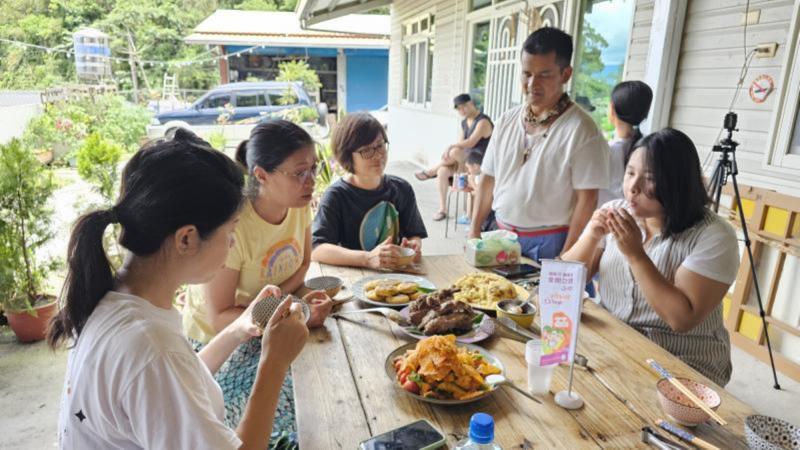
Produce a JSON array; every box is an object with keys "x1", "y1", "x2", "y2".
[{"x1": 457, "y1": 150, "x2": 484, "y2": 225}]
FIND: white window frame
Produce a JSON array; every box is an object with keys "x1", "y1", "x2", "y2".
[
  {"x1": 764, "y1": 0, "x2": 800, "y2": 172},
  {"x1": 464, "y1": 11, "x2": 493, "y2": 103},
  {"x1": 401, "y1": 11, "x2": 435, "y2": 109}
]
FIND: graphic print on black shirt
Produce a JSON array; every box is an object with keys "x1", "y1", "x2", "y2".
[{"x1": 312, "y1": 175, "x2": 428, "y2": 252}]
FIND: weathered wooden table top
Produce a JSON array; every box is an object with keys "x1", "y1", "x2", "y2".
[{"x1": 293, "y1": 255, "x2": 755, "y2": 449}]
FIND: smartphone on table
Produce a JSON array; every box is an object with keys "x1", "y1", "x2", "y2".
[
  {"x1": 492, "y1": 263, "x2": 539, "y2": 279},
  {"x1": 359, "y1": 419, "x2": 446, "y2": 450}
]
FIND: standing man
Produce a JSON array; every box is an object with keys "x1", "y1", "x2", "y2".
[
  {"x1": 416, "y1": 94, "x2": 493, "y2": 221},
  {"x1": 469, "y1": 27, "x2": 610, "y2": 263}
]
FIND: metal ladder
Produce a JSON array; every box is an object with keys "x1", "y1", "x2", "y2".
[{"x1": 162, "y1": 72, "x2": 178, "y2": 100}]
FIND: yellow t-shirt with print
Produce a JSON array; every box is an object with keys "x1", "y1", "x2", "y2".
[{"x1": 182, "y1": 201, "x2": 312, "y2": 343}]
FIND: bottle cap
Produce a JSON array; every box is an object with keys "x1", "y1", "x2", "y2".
[{"x1": 469, "y1": 412, "x2": 494, "y2": 444}]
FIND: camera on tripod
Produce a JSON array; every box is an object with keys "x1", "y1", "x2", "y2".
[
  {"x1": 712, "y1": 112, "x2": 739, "y2": 153},
  {"x1": 707, "y1": 110, "x2": 782, "y2": 389}
]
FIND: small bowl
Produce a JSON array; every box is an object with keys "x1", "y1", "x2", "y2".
[
  {"x1": 304, "y1": 276, "x2": 343, "y2": 297},
  {"x1": 396, "y1": 247, "x2": 416, "y2": 267},
  {"x1": 656, "y1": 378, "x2": 721, "y2": 427},
  {"x1": 745, "y1": 414, "x2": 800, "y2": 450},
  {"x1": 496, "y1": 299, "x2": 537, "y2": 329}
]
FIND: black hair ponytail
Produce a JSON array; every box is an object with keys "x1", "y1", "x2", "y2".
[
  {"x1": 48, "y1": 210, "x2": 116, "y2": 347},
  {"x1": 611, "y1": 81, "x2": 653, "y2": 164},
  {"x1": 235, "y1": 139, "x2": 249, "y2": 169}
]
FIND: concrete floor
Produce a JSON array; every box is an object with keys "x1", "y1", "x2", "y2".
[{"x1": 0, "y1": 160, "x2": 797, "y2": 449}]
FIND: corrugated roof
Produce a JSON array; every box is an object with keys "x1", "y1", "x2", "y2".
[
  {"x1": 297, "y1": 0, "x2": 392, "y2": 26},
  {"x1": 185, "y1": 10, "x2": 390, "y2": 48}
]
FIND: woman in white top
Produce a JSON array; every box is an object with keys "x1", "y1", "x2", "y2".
[
  {"x1": 598, "y1": 80, "x2": 653, "y2": 206},
  {"x1": 563, "y1": 128, "x2": 740, "y2": 385},
  {"x1": 49, "y1": 129, "x2": 308, "y2": 449}
]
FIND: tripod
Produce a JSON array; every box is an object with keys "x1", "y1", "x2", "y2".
[{"x1": 707, "y1": 112, "x2": 781, "y2": 390}]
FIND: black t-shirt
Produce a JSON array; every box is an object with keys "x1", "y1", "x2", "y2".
[{"x1": 312, "y1": 175, "x2": 428, "y2": 251}]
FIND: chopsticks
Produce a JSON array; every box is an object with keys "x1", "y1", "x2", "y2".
[
  {"x1": 657, "y1": 419, "x2": 720, "y2": 450},
  {"x1": 646, "y1": 359, "x2": 727, "y2": 426}
]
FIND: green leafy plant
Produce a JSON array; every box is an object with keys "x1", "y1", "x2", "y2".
[
  {"x1": 22, "y1": 94, "x2": 150, "y2": 166},
  {"x1": 76, "y1": 133, "x2": 125, "y2": 267},
  {"x1": 281, "y1": 106, "x2": 319, "y2": 124},
  {"x1": 208, "y1": 131, "x2": 226, "y2": 151},
  {"x1": 314, "y1": 139, "x2": 343, "y2": 198},
  {"x1": 0, "y1": 139, "x2": 57, "y2": 313},
  {"x1": 77, "y1": 133, "x2": 123, "y2": 201},
  {"x1": 276, "y1": 60, "x2": 321, "y2": 104}
]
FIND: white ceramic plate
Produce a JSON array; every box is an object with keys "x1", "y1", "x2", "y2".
[
  {"x1": 384, "y1": 341, "x2": 505, "y2": 405},
  {"x1": 351, "y1": 274, "x2": 435, "y2": 309}
]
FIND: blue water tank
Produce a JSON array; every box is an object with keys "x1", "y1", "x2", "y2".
[{"x1": 73, "y1": 28, "x2": 112, "y2": 81}]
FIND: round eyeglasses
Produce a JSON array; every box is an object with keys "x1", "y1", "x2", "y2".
[
  {"x1": 273, "y1": 164, "x2": 319, "y2": 184},
  {"x1": 355, "y1": 140, "x2": 388, "y2": 160}
]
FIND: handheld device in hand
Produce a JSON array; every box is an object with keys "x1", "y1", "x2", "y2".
[
  {"x1": 492, "y1": 263, "x2": 539, "y2": 279},
  {"x1": 251, "y1": 295, "x2": 310, "y2": 329},
  {"x1": 359, "y1": 419, "x2": 446, "y2": 450}
]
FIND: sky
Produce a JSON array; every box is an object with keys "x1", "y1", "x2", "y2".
[{"x1": 584, "y1": 0, "x2": 634, "y2": 66}]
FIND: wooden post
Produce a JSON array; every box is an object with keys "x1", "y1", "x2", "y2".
[
  {"x1": 126, "y1": 31, "x2": 139, "y2": 103},
  {"x1": 219, "y1": 46, "x2": 230, "y2": 84}
]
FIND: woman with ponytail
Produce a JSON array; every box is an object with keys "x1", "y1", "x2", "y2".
[
  {"x1": 599, "y1": 80, "x2": 653, "y2": 205},
  {"x1": 51, "y1": 129, "x2": 309, "y2": 449},
  {"x1": 181, "y1": 120, "x2": 332, "y2": 438}
]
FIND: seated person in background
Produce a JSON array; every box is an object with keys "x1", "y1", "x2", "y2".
[
  {"x1": 312, "y1": 113, "x2": 428, "y2": 269},
  {"x1": 182, "y1": 120, "x2": 332, "y2": 435},
  {"x1": 562, "y1": 128, "x2": 740, "y2": 386},
  {"x1": 415, "y1": 94, "x2": 493, "y2": 222},
  {"x1": 599, "y1": 80, "x2": 653, "y2": 206},
  {"x1": 457, "y1": 149, "x2": 485, "y2": 225}
]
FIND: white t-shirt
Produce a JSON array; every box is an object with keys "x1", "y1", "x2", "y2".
[
  {"x1": 598, "y1": 137, "x2": 630, "y2": 206},
  {"x1": 482, "y1": 103, "x2": 610, "y2": 228},
  {"x1": 58, "y1": 291, "x2": 242, "y2": 450}
]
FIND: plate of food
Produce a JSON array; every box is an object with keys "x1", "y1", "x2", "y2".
[
  {"x1": 351, "y1": 274, "x2": 436, "y2": 308},
  {"x1": 398, "y1": 289, "x2": 494, "y2": 343},
  {"x1": 451, "y1": 272, "x2": 531, "y2": 312},
  {"x1": 385, "y1": 335, "x2": 504, "y2": 405}
]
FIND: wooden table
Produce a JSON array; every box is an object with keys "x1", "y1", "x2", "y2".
[{"x1": 292, "y1": 256, "x2": 756, "y2": 449}]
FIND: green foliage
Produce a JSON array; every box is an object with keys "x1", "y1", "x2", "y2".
[
  {"x1": 208, "y1": 131, "x2": 226, "y2": 150},
  {"x1": 0, "y1": 0, "x2": 298, "y2": 91},
  {"x1": 276, "y1": 60, "x2": 321, "y2": 91},
  {"x1": 233, "y1": 0, "x2": 298, "y2": 10},
  {"x1": 0, "y1": 139, "x2": 56, "y2": 312},
  {"x1": 76, "y1": 133, "x2": 123, "y2": 201},
  {"x1": 314, "y1": 139, "x2": 342, "y2": 198},
  {"x1": 92, "y1": 95, "x2": 152, "y2": 153},
  {"x1": 572, "y1": 20, "x2": 618, "y2": 137},
  {"x1": 22, "y1": 94, "x2": 150, "y2": 164}
]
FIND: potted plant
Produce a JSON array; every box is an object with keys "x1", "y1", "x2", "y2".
[{"x1": 0, "y1": 139, "x2": 58, "y2": 342}]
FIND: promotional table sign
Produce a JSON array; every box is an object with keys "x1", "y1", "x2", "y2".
[{"x1": 538, "y1": 259, "x2": 587, "y2": 409}]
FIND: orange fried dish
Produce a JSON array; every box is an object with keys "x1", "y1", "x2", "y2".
[{"x1": 393, "y1": 335, "x2": 501, "y2": 400}]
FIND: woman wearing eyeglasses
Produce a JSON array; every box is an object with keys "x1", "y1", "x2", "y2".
[
  {"x1": 181, "y1": 120, "x2": 332, "y2": 443},
  {"x1": 311, "y1": 113, "x2": 427, "y2": 269}
]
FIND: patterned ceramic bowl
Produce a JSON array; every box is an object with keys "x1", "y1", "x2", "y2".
[
  {"x1": 745, "y1": 414, "x2": 800, "y2": 450},
  {"x1": 656, "y1": 377, "x2": 721, "y2": 426},
  {"x1": 305, "y1": 276, "x2": 344, "y2": 297}
]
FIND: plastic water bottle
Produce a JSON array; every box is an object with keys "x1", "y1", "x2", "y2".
[{"x1": 454, "y1": 413, "x2": 502, "y2": 449}]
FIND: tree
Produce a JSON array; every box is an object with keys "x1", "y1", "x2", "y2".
[
  {"x1": 0, "y1": 0, "x2": 300, "y2": 92},
  {"x1": 572, "y1": 21, "x2": 615, "y2": 135}
]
